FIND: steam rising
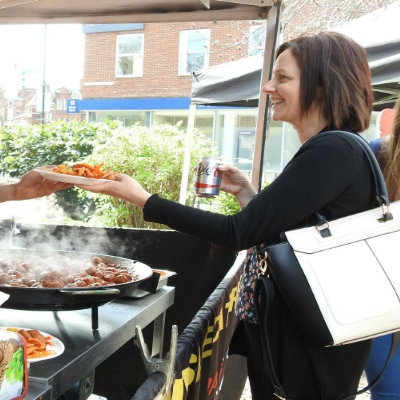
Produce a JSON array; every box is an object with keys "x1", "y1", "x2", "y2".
[{"x1": 0, "y1": 196, "x2": 135, "y2": 261}]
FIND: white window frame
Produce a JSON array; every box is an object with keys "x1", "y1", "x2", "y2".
[
  {"x1": 178, "y1": 29, "x2": 210, "y2": 76},
  {"x1": 248, "y1": 23, "x2": 266, "y2": 56},
  {"x1": 57, "y1": 99, "x2": 64, "y2": 110},
  {"x1": 115, "y1": 33, "x2": 144, "y2": 78}
]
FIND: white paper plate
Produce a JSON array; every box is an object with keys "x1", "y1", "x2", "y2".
[
  {"x1": 1, "y1": 327, "x2": 65, "y2": 362},
  {"x1": 34, "y1": 166, "x2": 114, "y2": 185}
]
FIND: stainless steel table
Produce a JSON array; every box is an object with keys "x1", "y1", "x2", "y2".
[{"x1": 0, "y1": 286, "x2": 175, "y2": 400}]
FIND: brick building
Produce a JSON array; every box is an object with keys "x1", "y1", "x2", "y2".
[{"x1": 71, "y1": 21, "x2": 265, "y2": 170}]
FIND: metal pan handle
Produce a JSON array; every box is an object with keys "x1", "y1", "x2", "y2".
[{"x1": 59, "y1": 288, "x2": 120, "y2": 296}]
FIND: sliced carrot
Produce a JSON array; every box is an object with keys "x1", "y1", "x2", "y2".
[{"x1": 73, "y1": 163, "x2": 96, "y2": 171}]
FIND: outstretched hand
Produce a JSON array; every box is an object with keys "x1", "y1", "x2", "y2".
[
  {"x1": 75, "y1": 173, "x2": 151, "y2": 208},
  {"x1": 13, "y1": 170, "x2": 72, "y2": 201}
]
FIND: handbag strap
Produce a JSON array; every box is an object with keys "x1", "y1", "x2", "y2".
[
  {"x1": 320, "y1": 131, "x2": 389, "y2": 206},
  {"x1": 254, "y1": 275, "x2": 287, "y2": 399},
  {"x1": 340, "y1": 332, "x2": 400, "y2": 400},
  {"x1": 312, "y1": 131, "x2": 392, "y2": 236}
]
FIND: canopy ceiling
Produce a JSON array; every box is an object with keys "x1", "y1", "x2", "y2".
[
  {"x1": 191, "y1": 55, "x2": 262, "y2": 106},
  {"x1": 0, "y1": 0, "x2": 272, "y2": 24}
]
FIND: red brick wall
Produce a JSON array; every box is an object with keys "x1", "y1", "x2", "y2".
[{"x1": 81, "y1": 21, "x2": 258, "y2": 100}]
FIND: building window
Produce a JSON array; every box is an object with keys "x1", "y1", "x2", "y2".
[
  {"x1": 248, "y1": 23, "x2": 266, "y2": 56},
  {"x1": 57, "y1": 100, "x2": 64, "y2": 110},
  {"x1": 179, "y1": 29, "x2": 210, "y2": 75},
  {"x1": 116, "y1": 34, "x2": 144, "y2": 77}
]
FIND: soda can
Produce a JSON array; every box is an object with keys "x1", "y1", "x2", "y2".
[{"x1": 195, "y1": 157, "x2": 222, "y2": 198}]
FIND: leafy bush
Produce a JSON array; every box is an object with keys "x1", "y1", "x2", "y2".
[
  {"x1": 79, "y1": 124, "x2": 219, "y2": 228},
  {"x1": 0, "y1": 121, "x2": 116, "y2": 218},
  {"x1": 196, "y1": 191, "x2": 241, "y2": 215}
]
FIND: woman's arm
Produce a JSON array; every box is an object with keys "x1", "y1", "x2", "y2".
[
  {"x1": 143, "y1": 134, "x2": 367, "y2": 250},
  {"x1": 76, "y1": 164, "x2": 257, "y2": 209}
]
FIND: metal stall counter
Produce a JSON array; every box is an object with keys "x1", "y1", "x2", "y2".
[{"x1": 0, "y1": 286, "x2": 175, "y2": 400}]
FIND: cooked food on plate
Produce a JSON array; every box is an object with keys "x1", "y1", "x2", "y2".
[
  {"x1": 44, "y1": 162, "x2": 119, "y2": 180},
  {"x1": 6, "y1": 329, "x2": 54, "y2": 359}
]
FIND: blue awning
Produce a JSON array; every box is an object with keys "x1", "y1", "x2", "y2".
[{"x1": 66, "y1": 97, "x2": 243, "y2": 113}]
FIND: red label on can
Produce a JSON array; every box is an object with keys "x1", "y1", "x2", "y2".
[{"x1": 195, "y1": 182, "x2": 220, "y2": 188}]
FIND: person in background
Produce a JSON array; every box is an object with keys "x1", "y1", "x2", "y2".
[
  {"x1": 77, "y1": 32, "x2": 376, "y2": 400},
  {"x1": 366, "y1": 96, "x2": 400, "y2": 400},
  {"x1": 0, "y1": 170, "x2": 70, "y2": 203}
]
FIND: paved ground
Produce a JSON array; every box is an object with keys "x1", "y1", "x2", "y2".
[{"x1": 240, "y1": 372, "x2": 370, "y2": 399}]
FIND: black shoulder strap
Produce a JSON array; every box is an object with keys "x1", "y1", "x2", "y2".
[
  {"x1": 319, "y1": 130, "x2": 389, "y2": 206},
  {"x1": 340, "y1": 332, "x2": 400, "y2": 400},
  {"x1": 254, "y1": 275, "x2": 287, "y2": 399},
  {"x1": 313, "y1": 131, "x2": 392, "y2": 234}
]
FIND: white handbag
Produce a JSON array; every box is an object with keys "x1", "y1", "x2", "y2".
[
  {"x1": 265, "y1": 131, "x2": 400, "y2": 346},
  {"x1": 284, "y1": 200, "x2": 400, "y2": 345}
]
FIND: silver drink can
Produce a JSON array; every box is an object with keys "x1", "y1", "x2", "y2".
[{"x1": 195, "y1": 157, "x2": 222, "y2": 198}]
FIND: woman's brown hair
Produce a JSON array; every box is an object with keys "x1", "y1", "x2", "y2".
[
  {"x1": 276, "y1": 32, "x2": 373, "y2": 132},
  {"x1": 379, "y1": 97, "x2": 400, "y2": 201}
]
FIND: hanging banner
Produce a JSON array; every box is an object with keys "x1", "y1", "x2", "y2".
[{"x1": 170, "y1": 252, "x2": 245, "y2": 400}]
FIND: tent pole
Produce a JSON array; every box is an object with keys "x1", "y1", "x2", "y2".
[
  {"x1": 251, "y1": 1, "x2": 281, "y2": 191},
  {"x1": 179, "y1": 103, "x2": 196, "y2": 204}
]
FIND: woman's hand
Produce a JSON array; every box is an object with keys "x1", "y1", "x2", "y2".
[
  {"x1": 75, "y1": 173, "x2": 151, "y2": 208},
  {"x1": 218, "y1": 164, "x2": 257, "y2": 208},
  {"x1": 0, "y1": 170, "x2": 72, "y2": 203}
]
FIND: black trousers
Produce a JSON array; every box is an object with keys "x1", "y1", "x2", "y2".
[{"x1": 239, "y1": 315, "x2": 371, "y2": 400}]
